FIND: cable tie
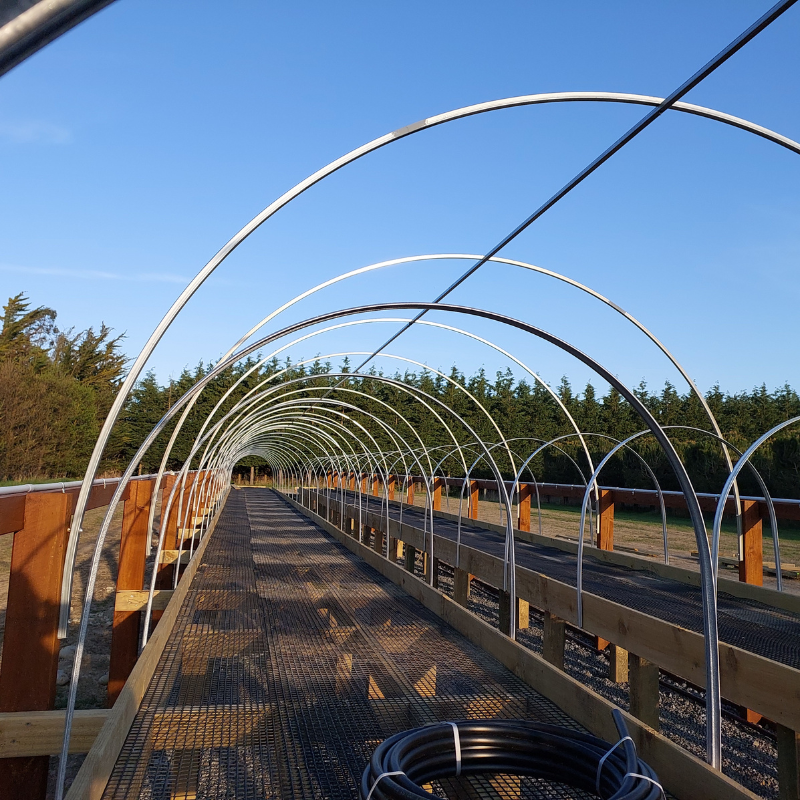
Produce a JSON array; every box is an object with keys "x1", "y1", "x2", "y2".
[
  {"x1": 365, "y1": 770, "x2": 405, "y2": 800},
  {"x1": 595, "y1": 735, "x2": 633, "y2": 795},
  {"x1": 449, "y1": 722, "x2": 462, "y2": 776},
  {"x1": 624, "y1": 773, "x2": 666, "y2": 799}
]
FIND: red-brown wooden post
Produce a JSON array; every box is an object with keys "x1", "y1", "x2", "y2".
[
  {"x1": 739, "y1": 499, "x2": 763, "y2": 586},
  {"x1": 469, "y1": 480, "x2": 479, "y2": 520},
  {"x1": 740, "y1": 498, "x2": 765, "y2": 724},
  {"x1": 349, "y1": 474, "x2": 355, "y2": 491},
  {"x1": 518, "y1": 483, "x2": 532, "y2": 532},
  {"x1": 0, "y1": 492, "x2": 72, "y2": 799},
  {"x1": 595, "y1": 489, "x2": 615, "y2": 650},
  {"x1": 108, "y1": 478, "x2": 154, "y2": 706},
  {"x1": 372, "y1": 474, "x2": 379, "y2": 497},
  {"x1": 597, "y1": 489, "x2": 615, "y2": 550},
  {"x1": 387, "y1": 475, "x2": 396, "y2": 501},
  {"x1": 433, "y1": 477, "x2": 442, "y2": 511},
  {"x1": 406, "y1": 477, "x2": 414, "y2": 506}
]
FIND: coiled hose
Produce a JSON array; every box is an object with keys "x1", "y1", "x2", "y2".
[{"x1": 360, "y1": 709, "x2": 663, "y2": 799}]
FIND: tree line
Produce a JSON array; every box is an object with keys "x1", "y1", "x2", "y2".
[{"x1": 2, "y1": 293, "x2": 799, "y2": 498}]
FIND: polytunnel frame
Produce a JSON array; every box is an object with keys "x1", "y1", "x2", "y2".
[
  {"x1": 164, "y1": 350, "x2": 496, "y2": 559},
  {"x1": 574, "y1": 424, "x2": 785, "y2": 614},
  {"x1": 58, "y1": 300, "x2": 726, "y2": 787},
  {"x1": 60, "y1": 88, "x2": 800, "y2": 642},
  {"x1": 149, "y1": 317, "x2": 525, "y2": 545},
  {"x1": 145, "y1": 376, "x2": 471, "y2": 619},
  {"x1": 188, "y1": 372, "x2": 498, "y2": 578},
  {"x1": 145, "y1": 314, "x2": 519, "y2": 548},
  {"x1": 711, "y1": 417, "x2": 800, "y2": 587},
  {"x1": 507, "y1": 432, "x2": 670, "y2": 564}
]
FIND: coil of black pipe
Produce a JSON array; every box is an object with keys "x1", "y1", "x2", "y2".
[{"x1": 360, "y1": 710, "x2": 663, "y2": 799}]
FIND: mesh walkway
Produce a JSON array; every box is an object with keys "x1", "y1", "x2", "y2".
[{"x1": 102, "y1": 489, "x2": 594, "y2": 799}]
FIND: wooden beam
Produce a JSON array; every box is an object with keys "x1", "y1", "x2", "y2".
[
  {"x1": 468, "y1": 480, "x2": 479, "y2": 520},
  {"x1": 0, "y1": 495, "x2": 25, "y2": 536},
  {"x1": 433, "y1": 478, "x2": 442, "y2": 511},
  {"x1": 64, "y1": 489, "x2": 228, "y2": 800},
  {"x1": 0, "y1": 709, "x2": 110, "y2": 757},
  {"x1": 114, "y1": 590, "x2": 174, "y2": 613},
  {"x1": 0, "y1": 491, "x2": 72, "y2": 799},
  {"x1": 517, "y1": 483, "x2": 531, "y2": 532},
  {"x1": 159, "y1": 549, "x2": 190, "y2": 565},
  {"x1": 629, "y1": 653, "x2": 660, "y2": 731},
  {"x1": 108, "y1": 478, "x2": 154, "y2": 706},
  {"x1": 454, "y1": 567, "x2": 471, "y2": 607},
  {"x1": 542, "y1": 613, "x2": 566, "y2": 670},
  {"x1": 740, "y1": 499, "x2": 763, "y2": 586},
  {"x1": 609, "y1": 644, "x2": 628, "y2": 683},
  {"x1": 597, "y1": 489, "x2": 614, "y2": 550}
]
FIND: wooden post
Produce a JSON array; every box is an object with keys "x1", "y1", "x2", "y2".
[
  {"x1": 249, "y1": 466, "x2": 254, "y2": 486},
  {"x1": 108, "y1": 479, "x2": 154, "y2": 706},
  {"x1": 597, "y1": 489, "x2": 614, "y2": 550},
  {"x1": 361, "y1": 475, "x2": 368, "y2": 494},
  {"x1": 469, "y1": 480, "x2": 479, "y2": 520},
  {"x1": 422, "y1": 553, "x2": 439, "y2": 588},
  {"x1": 629, "y1": 653, "x2": 660, "y2": 731},
  {"x1": 404, "y1": 544, "x2": 417, "y2": 573},
  {"x1": 499, "y1": 592, "x2": 529, "y2": 634},
  {"x1": 406, "y1": 478, "x2": 415, "y2": 506},
  {"x1": 349, "y1": 474, "x2": 355, "y2": 491},
  {"x1": 373, "y1": 528, "x2": 384, "y2": 555},
  {"x1": 609, "y1": 644, "x2": 629, "y2": 683},
  {"x1": 372, "y1": 474, "x2": 379, "y2": 497},
  {"x1": 542, "y1": 612, "x2": 566, "y2": 670},
  {"x1": 0, "y1": 492, "x2": 72, "y2": 799},
  {"x1": 387, "y1": 475, "x2": 395, "y2": 501},
  {"x1": 594, "y1": 489, "x2": 615, "y2": 650},
  {"x1": 389, "y1": 536, "x2": 403, "y2": 560},
  {"x1": 453, "y1": 567, "x2": 471, "y2": 607},
  {"x1": 778, "y1": 724, "x2": 800, "y2": 800},
  {"x1": 518, "y1": 483, "x2": 532, "y2": 532},
  {"x1": 433, "y1": 478, "x2": 442, "y2": 511},
  {"x1": 739, "y1": 499, "x2": 763, "y2": 586}
]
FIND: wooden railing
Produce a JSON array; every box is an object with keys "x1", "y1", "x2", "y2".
[{"x1": 0, "y1": 472, "x2": 218, "y2": 799}]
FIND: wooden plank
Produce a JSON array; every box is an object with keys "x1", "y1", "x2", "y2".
[
  {"x1": 469, "y1": 480, "x2": 479, "y2": 520},
  {"x1": 0, "y1": 491, "x2": 73, "y2": 799},
  {"x1": 517, "y1": 483, "x2": 531, "y2": 532},
  {"x1": 597, "y1": 489, "x2": 614, "y2": 550},
  {"x1": 114, "y1": 590, "x2": 174, "y2": 612},
  {"x1": 0, "y1": 709, "x2": 110, "y2": 757},
  {"x1": 160, "y1": 549, "x2": 191, "y2": 565},
  {"x1": 0, "y1": 495, "x2": 25, "y2": 536},
  {"x1": 64, "y1": 488, "x2": 228, "y2": 800},
  {"x1": 289, "y1": 496, "x2": 759, "y2": 800}
]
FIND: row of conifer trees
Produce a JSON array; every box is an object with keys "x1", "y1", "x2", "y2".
[{"x1": 2, "y1": 293, "x2": 799, "y2": 498}]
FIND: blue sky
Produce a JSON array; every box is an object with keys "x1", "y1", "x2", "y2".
[{"x1": 1, "y1": 1, "x2": 798, "y2": 398}]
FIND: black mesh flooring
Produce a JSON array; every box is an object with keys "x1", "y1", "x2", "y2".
[
  {"x1": 102, "y1": 489, "x2": 597, "y2": 799},
  {"x1": 335, "y1": 491, "x2": 800, "y2": 669}
]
